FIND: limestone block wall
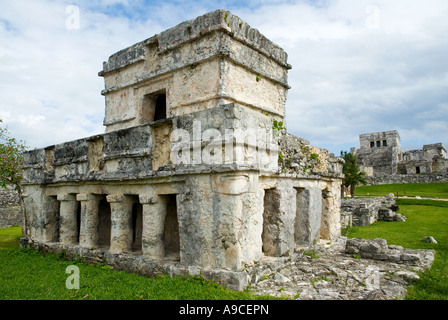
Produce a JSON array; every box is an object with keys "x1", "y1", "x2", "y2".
[{"x1": 0, "y1": 187, "x2": 22, "y2": 229}]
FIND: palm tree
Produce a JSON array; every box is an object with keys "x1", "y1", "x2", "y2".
[{"x1": 341, "y1": 151, "x2": 368, "y2": 198}]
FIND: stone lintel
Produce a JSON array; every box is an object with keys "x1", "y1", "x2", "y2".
[
  {"x1": 57, "y1": 193, "x2": 77, "y2": 201},
  {"x1": 76, "y1": 193, "x2": 102, "y2": 202}
]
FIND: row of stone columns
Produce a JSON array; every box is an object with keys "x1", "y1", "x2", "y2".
[
  {"x1": 56, "y1": 192, "x2": 173, "y2": 259},
  {"x1": 262, "y1": 183, "x2": 340, "y2": 257}
]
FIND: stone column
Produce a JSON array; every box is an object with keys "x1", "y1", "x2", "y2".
[
  {"x1": 107, "y1": 194, "x2": 133, "y2": 254},
  {"x1": 321, "y1": 182, "x2": 342, "y2": 241},
  {"x1": 295, "y1": 187, "x2": 322, "y2": 247},
  {"x1": 57, "y1": 194, "x2": 79, "y2": 245},
  {"x1": 77, "y1": 193, "x2": 102, "y2": 248},
  {"x1": 263, "y1": 185, "x2": 297, "y2": 256},
  {"x1": 211, "y1": 173, "x2": 260, "y2": 269},
  {"x1": 139, "y1": 193, "x2": 166, "y2": 259}
]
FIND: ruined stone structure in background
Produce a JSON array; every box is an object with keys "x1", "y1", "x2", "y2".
[
  {"x1": 351, "y1": 130, "x2": 448, "y2": 185},
  {"x1": 20, "y1": 10, "x2": 344, "y2": 290}
]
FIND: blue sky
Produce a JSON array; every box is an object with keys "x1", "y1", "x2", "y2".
[{"x1": 0, "y1": 0, "x2": 447, "y2": 155}]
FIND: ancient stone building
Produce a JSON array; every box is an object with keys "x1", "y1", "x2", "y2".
[
  {"x1": 20, "y1": 10, "x2": 344, "y2": 290},
  {"x1": 352, "y1": 130, "x2": 448, "y2": 181}
]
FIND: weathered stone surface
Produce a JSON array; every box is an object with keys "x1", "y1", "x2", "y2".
[{"x1": 246, "y1": 237, "x2": 434, "y2": 300}]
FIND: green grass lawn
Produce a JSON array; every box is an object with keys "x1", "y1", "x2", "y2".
[
  {"x1": 0, "y1": 225, "x2": 21, "y2": 249},
  {"x1": 355, "y1": 182, "x2": 448, "y2": 199},
  {"x1": 0, "y1": 248, "x2": 274, "y2": 300},
  {"x1": 346, "y1": 185, "x2": 448, "y2": 300},
  {"x1": 0, "y1": 226, "x2": 277, "y2": 300}
]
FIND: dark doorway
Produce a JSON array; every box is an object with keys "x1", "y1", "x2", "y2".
[
  {"x1": 98, "y1": 197, "x2": 111, "y2": 249},
  {"x1": 163, "y1": 194, "x2": 180, "y2": 259},
  {"x1": 131, "y1": 201, "x2": 143, "y2": 253}
]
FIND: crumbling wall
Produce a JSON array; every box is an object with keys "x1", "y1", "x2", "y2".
[
  {"x1": 276, "y1": 131, "x2": 338, "y2": 176},
  {"x1": 341, "y1": 196, "x2": 405, "y2": 228},
  {"x1": 367, "y1": 173, "x2": 448, "y2": 185},
  {"x1": 0, "y1": 187, "x2": 21, "y2": 229}
]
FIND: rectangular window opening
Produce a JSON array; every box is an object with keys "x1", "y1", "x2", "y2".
[
  {"x1": 154, "y1": 93, "x2": 167, "y2": 121},
  {"x1": 142, "y1": 91, "x2": 167, "y2": 124}
]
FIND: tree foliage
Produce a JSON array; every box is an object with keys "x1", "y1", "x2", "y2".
[
  {"x1": 0, "y1": 119, "x2": 28, "y2": 191},
  {"x1": 340, "y1": 150, "x2": 368, "y2": 198}
]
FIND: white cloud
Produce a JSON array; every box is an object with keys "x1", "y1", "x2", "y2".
[
  {"x1": 0, "y1": 0, "x2": 447, "y2": 156},
  {"x1": 235, "y1": 0, "x2": 448, "y2": 153}
]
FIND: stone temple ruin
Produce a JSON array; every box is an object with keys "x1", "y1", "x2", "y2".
[
  {"x1": 20, "y1": 10, "x2": 344, "y2": 290},
  {"x1": 351, "y1": 130, "x2": 448, "y2": 184}
]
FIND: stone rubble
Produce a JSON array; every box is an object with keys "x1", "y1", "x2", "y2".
[
  {"x1": 246, "y1": 237, "x2": 434, "y2": 300},
  {"x1": 341, "y1": 196, "x2": 405, "y2": 228}
]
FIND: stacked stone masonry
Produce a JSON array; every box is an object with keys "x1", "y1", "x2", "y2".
[
  {"x1": 0, "y1": 186, "x2": 22, "y2": 229},
  {"x1": 20, "y1": 10, "x2": 344, "y2": 291}
]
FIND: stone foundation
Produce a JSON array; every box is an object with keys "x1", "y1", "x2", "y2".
[{"x1": 20, "y1": 237, "x2": 249, "y2": 291}]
